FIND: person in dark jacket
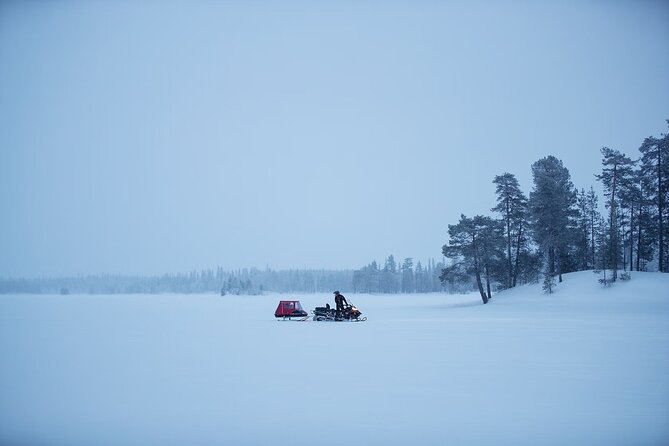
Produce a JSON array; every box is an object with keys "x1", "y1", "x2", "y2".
[{"x1": 333, "y1": 290, "x2": 348, "y2": 320}]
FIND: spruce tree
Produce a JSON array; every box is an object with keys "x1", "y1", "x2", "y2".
[
  {"x1": 401, "y1": 258, "x2": 414, "y2": 293},
  {"x1": 529, "y1": 156, "x2": 577, "y2": 285},
  {"x1": 382, "y1": 255, "x2": 399, "y2": 294}
]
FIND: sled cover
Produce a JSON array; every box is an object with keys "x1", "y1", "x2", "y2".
[{"x1": 274, "y1": 300, "x2": 305, "y2": 316}]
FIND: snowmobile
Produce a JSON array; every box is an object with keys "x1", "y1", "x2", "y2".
[
  {"x1": 312, "y1": 303, "x2": 366, "y2": 322},
  {"x1": 274, "y1": 300, "x2": 309, "y2": 321}
]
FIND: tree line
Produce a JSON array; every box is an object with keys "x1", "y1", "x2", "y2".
[
  {"x1": 0, "y1": 257, "x2": 447, "y2": 295},
  {"x1": 351, "y1": 256, "x2": 447, "y2": 294},
  {"x1": 0, "y1": 268, "x2": 353, "y2": 295},
  {"x1": 440, "y1": 122, "x2": 669, "y2": 303}
]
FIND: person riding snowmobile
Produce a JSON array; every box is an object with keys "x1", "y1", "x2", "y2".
[{"x1": 333, "y1": 290, "x2": 348, "y2": 320}]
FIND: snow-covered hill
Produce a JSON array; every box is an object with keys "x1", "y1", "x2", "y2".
[{"x1": 1, "y1": 271, "x2": 667, "y2": 446}]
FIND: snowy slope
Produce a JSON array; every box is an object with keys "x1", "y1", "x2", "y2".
[{"x1": 1, "y1": 271, "x2": 667, "y2": 446}]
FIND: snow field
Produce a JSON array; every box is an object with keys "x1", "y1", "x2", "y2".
[{"x1": 1, "y1": 271, "x2": 668, "y2": 446}]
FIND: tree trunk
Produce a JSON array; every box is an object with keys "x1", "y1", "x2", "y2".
[
  {"x1": 513, "y1": 221, "x2": 523, "y2": 287},
  {"x1": 629, "y1": 207, "x2": 635, "y2": 272},
  {"x1": 506, "y1": 198, "x2": 512, "y2": 288},
  {"x1": 623, "y1": 212, "x2": 628, "y2": 273},
  {"x1": 610, "y1": 164, "x2": 618, "y2": 281},
  {"x1": 475, "y1": 269, "x2": 488, "y2": 304},
  {"x1": 591, "y1": 208, "x2": 596, "y2": 268},
  {"x1": 473, "y1": 249, "x2": 488, "y2": 304},
  {"x1": 658, "y1": 149, "x2": 664, "y2": 272},
  {"x1": 636, "y1": 211, "x2": 642, "y2": 271}
]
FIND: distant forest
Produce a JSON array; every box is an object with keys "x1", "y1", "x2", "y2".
[
  {"x1": 3, "y1": 123, "x2": 667, "y2": 297},
  {"x1": 0, "y1": 257, "x2": 448, "y2": 295},
  {"x1": 441, "y1": 121, "x2": 669, "y2": 303}
]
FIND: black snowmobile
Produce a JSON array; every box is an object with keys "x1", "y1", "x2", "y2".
[{"x1": 312, "y1": 303, "x2": 366, "y2": 322}]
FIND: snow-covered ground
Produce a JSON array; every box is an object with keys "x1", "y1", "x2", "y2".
[{"x1": 1, "y1": 271, "x2": 668, "y2": 446}]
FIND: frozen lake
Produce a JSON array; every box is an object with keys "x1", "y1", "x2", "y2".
[{"x1": 1, "y1": 271, "x2": 668, "y2": 446}]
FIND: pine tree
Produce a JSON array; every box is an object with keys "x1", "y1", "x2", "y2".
[
  {"x1": 542, "y1": 251, "x2": 557, "y2": 293},
  {"x1": 382, "y1": 255, "x2": 399, "y2": 293},
  {"x1": 415, "y1": 261, "x2": 428, "y2": 293},
  {"x1": 529, "y1": 156, "x2": 577, "y2": 285},
  {"x1": 355, "y1": 261, "x2": 381, "y2": 293},
  {"x1": 575, "y1": 189, "x2": 591, "y2": 270},
  {"x1": 431, "y1": 259, "x2": 446, "y2": 292},
  {"x1": 594, "y1": 215, "x2": 612, "y2": 285},
  {"x1": 596, "y1": 147, "x2": 635, "y2": 281},
  {"x1": 586, "y1": 187, "x2": 600, "y2": 269},
  {"x1": 492, "y1": 173, "x2": 529, "y2": 288},
  {"x1": 638, "y1": 124, "x2": 669, "y2": 272},
  {"x1": 441, "y1": 215, "x2": 504, "y2": 304},
  {"x1": 477, "y1": 217, "x2": 506, "y2": 299},
  {"x1": 635, "y1": 203, "x2": 656, "y2": 271},
  {"x1": 401, "y1": 258, "x2": 414, "y2": 293},
  {"x1": 618, "y1": 168, "x2": 647, "y2": 273}
]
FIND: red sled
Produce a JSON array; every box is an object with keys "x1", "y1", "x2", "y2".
[{"x1": 274, "y1": 300, "x2": 309, "y2": 321}]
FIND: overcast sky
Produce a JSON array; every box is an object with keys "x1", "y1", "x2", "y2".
[{"x1": 1, "y1": 1, "x2": 668, "y2": 277}]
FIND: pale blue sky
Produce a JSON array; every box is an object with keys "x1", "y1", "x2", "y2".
[{"x1": 1, "y1": 1, "x2": 668, "y2": 276}]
